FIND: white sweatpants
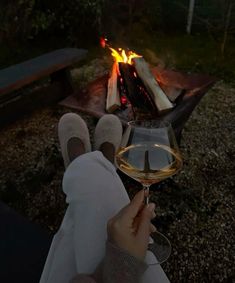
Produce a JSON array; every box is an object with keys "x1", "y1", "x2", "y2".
[{"x1": 40, "y1": 151, "x2": 170, "y2": 283}]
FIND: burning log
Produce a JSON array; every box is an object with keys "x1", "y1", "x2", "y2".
[
  {"x1": 106, "y1": 62, "x2": 121, "y2": 113},
  {"x1": 117, "y1": 71, "x2": 130, "y2": 108},
  {"x1": 118, "y1": 62, "x2": 157, "y2": 113},
  {"x1": 102, "y1": 39, "x2": 174, "y2": 115},
  {"x1": 133, "y1": 57, "x2": 173, "y2": 113}
]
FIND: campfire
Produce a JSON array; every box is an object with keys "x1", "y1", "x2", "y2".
[
  {"x1": 101, "y1": 37, "x2": 176, "y2": 117},
  {"x1": 60, "y1": 39, "x2": 217, "y2": 141}
]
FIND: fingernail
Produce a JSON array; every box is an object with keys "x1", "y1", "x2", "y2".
[
  {"x1": 147, "y1": 203, "x2": 155, "y2": 212},
  {"x1": 152, "y1": 225, "x2": 157, "y2": 232}
]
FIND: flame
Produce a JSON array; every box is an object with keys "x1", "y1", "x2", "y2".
[
  {"x1": 100, "y1": 37, "x2": 141, "y2": 64},
  {"x1": 109, "y1": 47, "x2": 141, "y2": 64}
]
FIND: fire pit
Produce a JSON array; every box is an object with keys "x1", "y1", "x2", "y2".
[{"x1": 60, "y1": 43, "x2": 217, "y2": 142}]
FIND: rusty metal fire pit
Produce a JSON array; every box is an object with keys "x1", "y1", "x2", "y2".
[{"x1": 60, "y1": 67, "x2": 217, "y2": 143}]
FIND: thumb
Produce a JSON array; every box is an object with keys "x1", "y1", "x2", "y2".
[{"x1": 136, "y1": 203, "x2": 155, "y2": 241}]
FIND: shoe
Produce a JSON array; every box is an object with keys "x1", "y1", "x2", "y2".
[
  {"x1": 94, "y1": 114, "x2": 122, "y2": 152},
  {"x1": 58, "y1": 113, "x2": 91, "y2": 168}
]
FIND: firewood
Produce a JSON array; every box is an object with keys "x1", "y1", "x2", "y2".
[
  {"x1": 133, "y1": 57, "x2": 173, "y2": 113},
  {"x1": 117, "y1": 74, "x2": 130, "y2": 108},
  {"x1": 118, "y1": 62, "x2": 157, "y2": 113},
  {"x1": 106, "y1": 62, "x2": 121, "y2": 113}
]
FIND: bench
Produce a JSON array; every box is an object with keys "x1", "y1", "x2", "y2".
[
  {"x1": 0, "y1": 48, "x2": 87, "y2": 280},
  {"x1": 0, "y1": 48, "x2": 87, "y2": 127}
]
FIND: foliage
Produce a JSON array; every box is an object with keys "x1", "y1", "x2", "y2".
[
  {"x1": 0, "y1": 0, "x2": 234, "y2": 45},
  {"x1": 0, "y1": 0, "x2": 35, "y2": 43},
  {"x1": 0, "y1": 0, "x2": 105, "y2": 45},
  {"x1": 0, "y1": 0, "x2": 234, "y2": 81}
]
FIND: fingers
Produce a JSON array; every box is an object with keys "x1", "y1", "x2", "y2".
[
  {"x1": 123, "y1": 190, "x2": 145, "y2": 219},
  {"x1": 150, "y1": 223, "x2": 157, "y2": 233},
  {"x1": 132, "y1": 212, "x2": 156, "y2": 234},
  {"x1": 152, "y1": 210, "x2": 156, "y2": 219},
  {"x1": 111, "y1": 190, "x2": 156, "y2": 236},
  {"x1": 137, "y1": 203, "x2": 156, "y2": 242}
]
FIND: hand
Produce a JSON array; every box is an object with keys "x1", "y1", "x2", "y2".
[{"x1": 107, "y1": 190, "x2": 156, "y2": 261}]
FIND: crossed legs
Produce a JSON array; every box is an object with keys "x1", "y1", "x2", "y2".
[{"x1": 40, "y1": 113, "x2": 170, "y2": 283}]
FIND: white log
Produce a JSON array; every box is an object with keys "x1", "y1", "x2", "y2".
[
  {"x1": 133, "y1": 57, "x2": 173, "y2": 113},
  {"x1": 106, "y1": 62, "x2": 121, "y2": 113}
]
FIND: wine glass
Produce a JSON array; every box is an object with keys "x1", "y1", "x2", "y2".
[{"x1": 116, "y1": 120, "x2": 183, "y2": 264}]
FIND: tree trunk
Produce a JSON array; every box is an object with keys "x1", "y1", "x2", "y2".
[
  {"x1": 186, "y1": 0, "x2": 196, "y2": 34},
  {"x1": 221, "y1": 1, "x2": 233, "y2": 57}
]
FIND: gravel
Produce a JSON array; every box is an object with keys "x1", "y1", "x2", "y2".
[{"x1": 0, "y1": 73, "x2": 234, "y2": 281}]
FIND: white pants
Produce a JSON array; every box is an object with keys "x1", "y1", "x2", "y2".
[{"x1": 40, "y1": 151, "x2": 170, "y2": 283}]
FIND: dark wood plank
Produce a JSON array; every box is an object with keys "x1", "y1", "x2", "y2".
[
  {"x1": 50, "y1": 68, "x2": 74, "y2": 95},
  {"x1": 0, "y1": 48, "x2": 87, "y2": 96}
]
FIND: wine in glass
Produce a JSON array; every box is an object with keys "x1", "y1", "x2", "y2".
[{"x1": 116, "y1": 120, "x2": 183, "y2": 264}]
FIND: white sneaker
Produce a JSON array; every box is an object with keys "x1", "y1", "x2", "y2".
[
  {"x1": 94, "y1": 114, "x2": 123, "y2": 153},
  {"x1": 58, "y1": 113, "x2": 91, "y2": 168}
]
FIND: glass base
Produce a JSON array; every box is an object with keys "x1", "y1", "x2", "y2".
[{"x1": 147, "y1": 231, "x2": 171, "y2": 265}]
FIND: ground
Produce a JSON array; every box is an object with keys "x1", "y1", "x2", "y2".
[{"x1": 0, "y1": 77, "x2": 234, "y2": 281}]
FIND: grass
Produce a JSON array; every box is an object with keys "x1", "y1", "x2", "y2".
[
  {"x1": 91, "y1": 32, "x2": 235, "y2": 84},
  {"x1": 149, "y1": 34, "x2": 235, "y2": 82}
]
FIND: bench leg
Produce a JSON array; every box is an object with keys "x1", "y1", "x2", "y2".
[{"x1": 50, "y1": 68, "x2": 74, "y2": 97}]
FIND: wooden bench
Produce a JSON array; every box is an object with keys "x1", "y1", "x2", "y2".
[
  {"x1": 0, "y1": 48, "x2": 88, "y2": 280},
  {"x1": 0, "y1": 48, "x2": 87, "y2": 127}
]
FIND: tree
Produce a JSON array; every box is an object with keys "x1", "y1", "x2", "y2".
[
  {"x1": 186, "y1": 0, "x2": 196, "y2": 34},
  {"x1": 221, "y1": 0, "x2": 234, "y2": 56}
]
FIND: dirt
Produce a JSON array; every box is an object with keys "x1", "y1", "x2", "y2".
[{"x1": 0, "y1": 79, "x2": 234, "y2": 282}]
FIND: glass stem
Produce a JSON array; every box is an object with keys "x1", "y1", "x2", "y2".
[{"x1": 143, "y1": 184, "x2": 150, "y2": 205}]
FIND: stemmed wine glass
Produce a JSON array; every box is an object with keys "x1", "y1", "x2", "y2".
[{"x1": 116, "y1": 120, "x2": 183, "y2": 264}]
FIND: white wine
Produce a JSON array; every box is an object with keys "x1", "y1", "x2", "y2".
[
  {"x1": 116, "y1": 144, "x2": 182, "y2": 185},
  {"x1": 117, "y1": 122, "x2": 179, "y2": 263}
]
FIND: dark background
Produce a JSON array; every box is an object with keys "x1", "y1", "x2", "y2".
[
  {"x1": 0, "y1": 0, "x2": 234, "y2": 81},
  {"x1": 0, "y1": 1, "x2": 234, "y2": 282}
]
